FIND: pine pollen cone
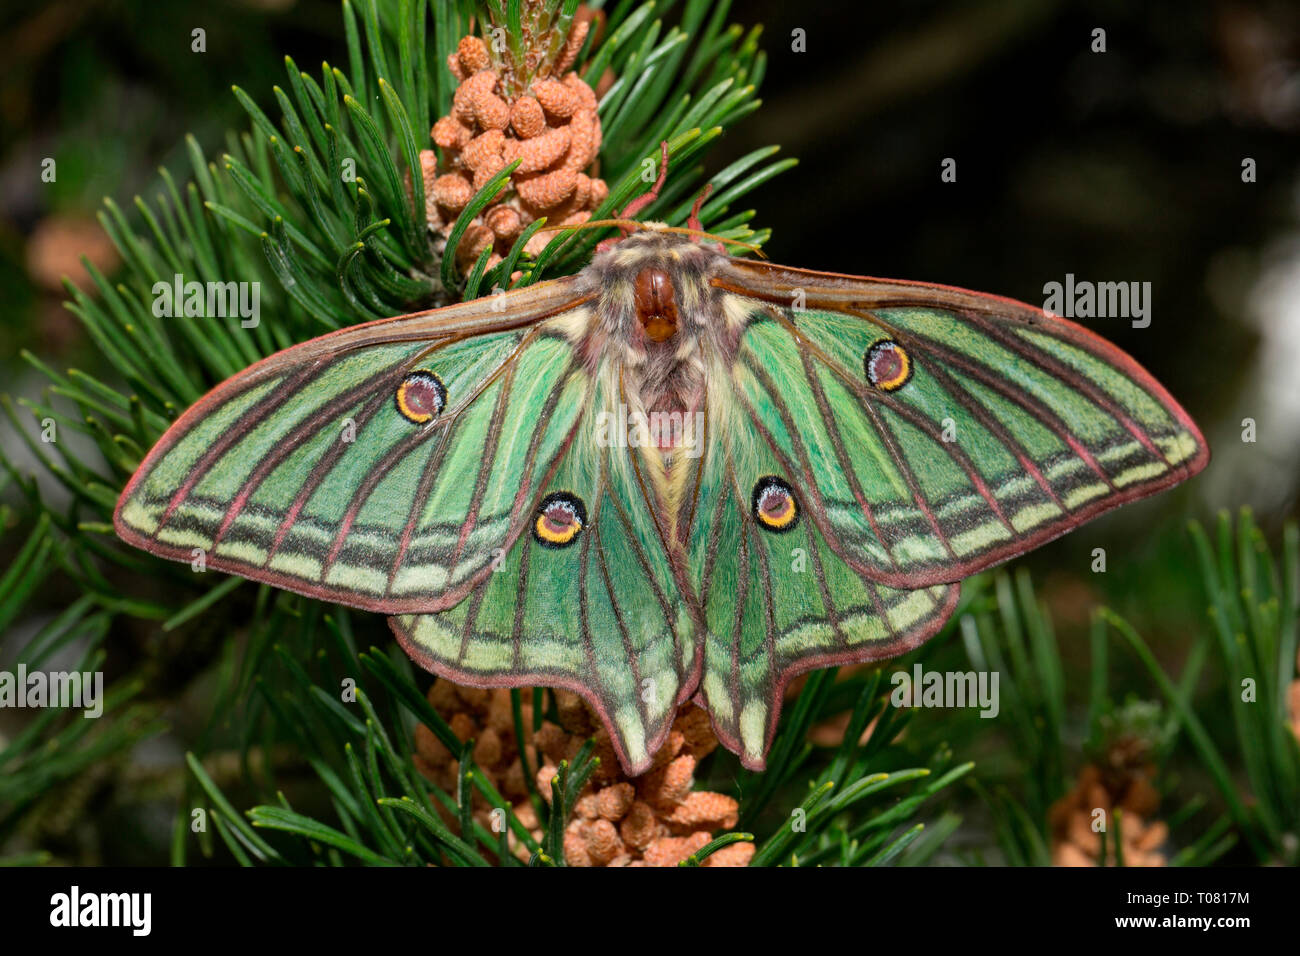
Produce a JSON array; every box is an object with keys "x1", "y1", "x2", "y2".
[
  {"x1": 419, "y1": 26, "x2": 609, "y2": 275},
  {"x1": 413, "y1": 677, "x2": 751, "y2": 867}
]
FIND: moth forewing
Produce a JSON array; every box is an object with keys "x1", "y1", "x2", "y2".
[
  {"x1": 712, "y1": 256, "x2": 1209, "y2": 589},
  {"x1": 113, "y1": 275, "x2": 592, "y2": 614}
]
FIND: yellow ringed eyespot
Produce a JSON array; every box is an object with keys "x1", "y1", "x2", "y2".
[
  {"x1": 865, "y1": 340, "x2": 912, "y2": 391},
  {"x1": 395, "y1": 370, "x2": 446, "y2": 424},
  {"x1": 752, "y1": 476, "x2": 799, "y2": 533},
  {"x1": 533, "y1": 491, "x2": 586, "y2": 548}
]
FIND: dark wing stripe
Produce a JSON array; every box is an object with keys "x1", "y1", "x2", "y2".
[
  {"x1": 734, "y1": 357, "x2": 851, "y2": 531},
  {"x1": 734, "y1": 386, "x2": 886, "y2": 558},
  {"x1": 505, "y1": 362, "x2": 587, "y2": 522},
  {"x1": 320, "y1": 422, "x2": 448, "y2": 576},
  {"x1": 889, "y1": 323, "x2": 1117, "y2": 490},
  {"x1": 764, "y1": 298, "x2": 1120, "y2": 491},
  {"x1": 828, "y1": 361, "x2": 1019, "y2": 535},
  {"x1": 509, "y1": 516, "x2": 532, "y2": 668},
  {"x1": 606, "y1": 485, "x2": 679, "y2": 647},
  {"x1": 959, "y1": 310, "x2": 1169, "y2": 465},
  {"x1": 797, "y1": 346, "x2": 901, "y2": 572},
  {"x1": 865, "y1": 578, "x2": 900, "y2": 642},
  {"x1": 700, "y1": 477, "x2": 731, "y2": 590},
  {"x1": 429, "y1": 325, "x2": 555, "y2": 588},
  {"x1": 213, "y1": 387, "x2": 379, "y2": 546},
  {"x1": 918, "y1": 356, "x2": 1067, "y2": 510},
  {"x1": 577, "y1": 492, "x2": 600, "y2": 708},
  {"x1": 265, "y1": 330, "x2": 522, "y2": 561},
  {"x1": 386, "y1": 422, "x2": 457, "y2": 594},
  {"x1": 725, "y1": 459, "x2": 751, "y2": 730},
  {"x1": 732, "y1": 384, "x2": 894, "y2": 555},
  {"x1": 383, "y1": 352, "x2": 573, "y2": 594},
  {"x1": 718, "y1": 264, "x2": 1193, "y2": 478},
  {"x1": 445, "y1": 359, "x2": 518, "y2": 578},
  {"x1": 680, "y1": 402, "x2": 711, "y2": 548},
  {"x1": 158, "y1": 366, "x2": 319, "y2": 528},
  {"x1": 594, "y1": 516, "x2": 647, "y2": 728},
  {"x1": 749, "y1": 508, "x2": 779, "y2": 708},
  {"x1": 746, "y1": 346, "x2": 1017, "y2": 544},
  {"x1": 830, "y1": 373, "x2": 954, "y2": 557},
  {"x1": 765, "y1": 310, "x2": 1017, "y2": 538},
  {"x1": 259, "y1": 388, "x2": 391, "y2": 558},
  {"x1": 801, "y1": 518, "x2": 849, "y2": 648},
  {"x1": 456, "y1": 579, "x2": 490, "y2": 664}
]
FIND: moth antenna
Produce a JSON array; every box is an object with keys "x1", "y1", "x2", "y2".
[
  {"x1": 618, "y1": 140, "x2": 672, "y2": 222},
  {"x1": 534, "y1": 218, "x2": 647, "y2": 236},
  {"x1": 688, "y1": 183, "x2": 713, "y2": 233},
  {"x1": 533, "y1": 218, "x2": 766, "y2": 257},
  {"x1": 656, "y1": 225, "x2": 767, "y2": 258}
]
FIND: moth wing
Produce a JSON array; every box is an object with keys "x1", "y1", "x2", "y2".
[
  {"x1": 392, "y1": 370, "x2": 698, "y2": 776},
  {"x1": 712, "y1": 259, "x2": 1209, "y2": 589},
  {"x1": 685, "y1": 409, "x2": 957, "y2": 770},
  {"x1": 115, "y1": 280, "x2": 594, "y2": 613}
]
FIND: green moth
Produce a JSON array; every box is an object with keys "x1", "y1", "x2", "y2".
[{"x1": 115, "y1": 198, "x2": 1208, "y2": 774}]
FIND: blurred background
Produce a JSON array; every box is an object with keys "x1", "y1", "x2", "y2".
[{"x1": 0, "y1": 0, "x2": 1297, "y2": 865}]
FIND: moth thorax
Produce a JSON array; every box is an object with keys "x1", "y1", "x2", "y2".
[{"x1": 634, "y1": 266, "x2": 678, "y2": 343}]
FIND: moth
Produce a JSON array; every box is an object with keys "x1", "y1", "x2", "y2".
[{"x1": 115, "y1": 164, "x2": 1208, "y2": 775}]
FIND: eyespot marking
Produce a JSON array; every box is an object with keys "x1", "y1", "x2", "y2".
[
  {"x1": 395, "y1": 370, "x2": 446, "y2": 424},
  {"x1": 752, "y1": 476, "x2": 799, "y2": 533},
  {"x1": 533, "y1": 491, "x2": 587, "y2": 548},
  {"x1": 865, "y1": 340, "x2": 912, "y2": 391}
]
